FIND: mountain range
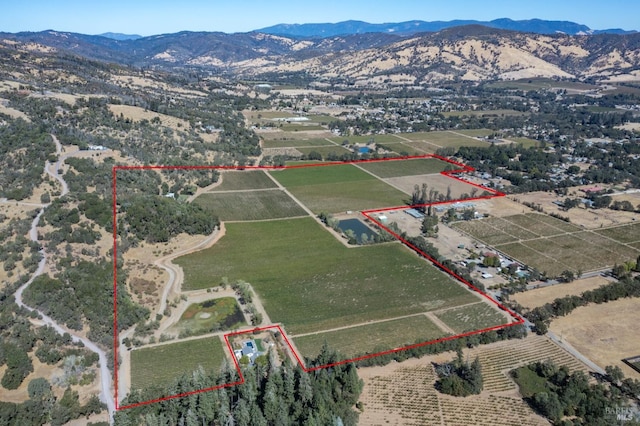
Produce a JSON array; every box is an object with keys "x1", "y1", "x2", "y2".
[
  {"x1": 256, "y1": 18, "x2": 636, "y2": 38},
  {"x1": 2, "y1": 20, "x2": 640, "y2": 85}
]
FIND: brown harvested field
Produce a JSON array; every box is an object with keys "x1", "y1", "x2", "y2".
[
  {"x1": 385, "y1": 173, "x2": 483, "y2": 199},
  {"x1": 358, "y1": 334, "x2": 583, "y2": 426},
  {"x1": 550, "y1": 297, "x2": 640, "y2": 378},
  {"x1": 108, "y1": 104, "x2": 190, "y2": 130},
  {"x1": 511, "y1": 276, "x2": 612, "y2": 309},
  {"x1": 454, "y1": 211, "x2": 640, "y2": 276}
]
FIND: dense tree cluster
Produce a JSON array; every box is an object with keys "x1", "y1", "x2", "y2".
[
  {"x1": 22, "y1": 260, "x2": 148, "y2": 347},
  {"x1": 115, "y1": 347, "x2": 362, "y2": 426},
  {"x1": 0, "y1": 120, "x2": 56, "y2": 200},
  {"x1": 119, "y1": 195, "x2": 219, "y2": 243},
  {"x1": 512, "y1": 360, "x2": 637, "y2": 425},
  {"x1": 0, "y1": 383, "x2": 105, "y2": 426},
  {"x1": 435, "y1": 349, "x2": 483, "y2": 397}
]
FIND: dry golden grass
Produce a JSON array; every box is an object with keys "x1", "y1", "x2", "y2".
[
  {"x1": 109, "y1": 75, "x2": 207, "y2": 98},
  {"x1": 0, "y1": 100, "x2": 30, "y2": 121},
  {"x1": 511, "y1": 276, "x2": 611, "y2": 309},
  {"x1": 550, "y1": 298, "x2": 640, "y2": 378},
  {"x1": 108, "y1": 104, "x2": 190, "y2": 131}
]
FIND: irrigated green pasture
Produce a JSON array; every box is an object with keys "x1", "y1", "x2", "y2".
[
  {"x1": 172, "y1": 297, "x2": 246, "y2": 336},
  {"x1": 210, "y1": 170, "x2": 277, "y2": 191},
  {"x1": 435, "y1": 303, "x2": 508, "y2": 334},
  {"x1": 194, "y1": 190, "x2": 307, "y2": 221},
  {"x1": 356, "y1": 157, "x2": 453, "y2": 178},
  {"x1": 176, "y1": 218, "x2": 479, "y2": 335},
  {"x1": 131, "y1": 337, "x2": 226, "y2": 389},
  {"x1": 453, "y1": 213, "x2": 640, "y2": 276},
  {"x1": 293, "y1": 315, "x2": 448, "y2": 359},
  {"x1": 270, "y1": 164, "x2": 407, "y2": 213}
]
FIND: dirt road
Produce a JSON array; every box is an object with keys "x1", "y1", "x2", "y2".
[{"x1": 14, "y1": 136, "x2": 116, "y2": 420}]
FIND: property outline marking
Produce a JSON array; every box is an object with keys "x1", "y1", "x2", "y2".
[{"x1": 112, "y1": 154, "x2": 525, "y2": 410}]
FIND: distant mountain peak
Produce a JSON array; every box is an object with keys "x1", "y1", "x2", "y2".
[{"x1": 98, "y1": 32, "x2": 142, "y2": 41}]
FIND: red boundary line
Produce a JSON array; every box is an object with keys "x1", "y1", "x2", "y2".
[{"x1": 112, "y1": 154, "x2": 525, "y2": 410}]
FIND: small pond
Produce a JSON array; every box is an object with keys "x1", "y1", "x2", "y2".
[{"x1": 337, "y1": 218, "x2": 378, "y2": 243}]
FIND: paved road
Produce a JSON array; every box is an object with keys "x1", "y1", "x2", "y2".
[{"x1": 13, "y1": 136, "x2": 115, "y2": 421}]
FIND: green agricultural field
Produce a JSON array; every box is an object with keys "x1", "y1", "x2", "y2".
[
  {"x1": 263, "y1": 138, "x2": 334, "y2": 149},
  {"x1": 270, "y1": 164, "x2": 408, "y2": 213},
  {"x1": 356, "y1": 157, "x2": 453, "y2": 178},
  {"x1": 293, "y1": 315, "x2": 448, "y2": 359},
  {"x1": 329, "y1": 134, "x2": 403, "y2": 145},
  {"x1": 176, "y1": 217, "x2": 480, "y2": 335},
  {"x1": 130, "y1": 337, "x2": 227, "y2": 390},
  {"x1": 435, "y1": 302, "x2": 508, "y2": 334},
  {"x1": 172, "y1": 297, "x2": 245, "y2": 336},
  {"x1": 455, "y1": 129, "x2": 494, "y2": 137},
  {"x1": 210, "y1": 170, "x2": 277, "y2": 191},
  {"x1": 378, "y1": 141, "x2": 429, "y2": 155},
  {"x1": 296, "y1": 145, "x2": 351, "y2": 158},
  {"x1": 194, "y1": 190, "x2": 307, "y2": 221}
]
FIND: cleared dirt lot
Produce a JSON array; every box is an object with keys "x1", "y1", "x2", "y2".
[
  {"x1": 385, "y1": 173, "x2": 484, "y2": 199},
  {"x1": 550, "y1": 297, "x2": 640, "y2": 378},
  {"x1": 511, "y1": 276, "x2": 612, "y2": 309}
]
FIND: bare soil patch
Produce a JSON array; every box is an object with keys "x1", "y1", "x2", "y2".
[
  {"x1": 550, "y1": 297, "x2": 640, "y2": 378},
  {"x1": 511, "y1": 275, "x2": 612, "y2": 309},
  {"x1": 123, "y1": 233, "x2": 209, "y2": 310},
  {"x1": 385, "y1": 173, "x2": 481, "y2": 199}
]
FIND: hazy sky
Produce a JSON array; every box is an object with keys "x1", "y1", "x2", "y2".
[{"x1": 1, "y1": 0, "x2": 637, "y2": 36}]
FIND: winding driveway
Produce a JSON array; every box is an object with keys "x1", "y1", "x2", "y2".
[{"x1": 13, "y1": 135, "x2": 115, "y2": 420}]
